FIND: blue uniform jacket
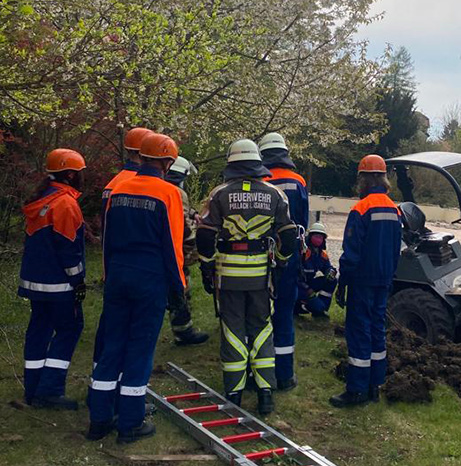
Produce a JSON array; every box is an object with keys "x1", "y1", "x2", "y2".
[
  {"x1": 265, "y1": 168, "x2": 309, "y2": 228},
  {"x1": 101, "y1": 160, "x2": 139, "y2": 237},
  {"x1": 302, "y1": 247, "x2": 334, "y2": 283},
  {"x1": 18, "y1": 182, "x2": 85, "y2": 302},
  {"x1": 103, "y1": 165, "x2": 185, "y2": 291},
  {"x1": 339, "y1": 186, "x2": 402, "y2": 287}
]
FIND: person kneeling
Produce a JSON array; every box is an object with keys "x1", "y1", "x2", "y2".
[{"x1": 296, "y1": 222, "x2": 337, "y2": 319}]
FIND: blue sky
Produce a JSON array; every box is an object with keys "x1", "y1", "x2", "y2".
[{"x1": 356, "y1": 0, "x2": 461, "y2": 137}]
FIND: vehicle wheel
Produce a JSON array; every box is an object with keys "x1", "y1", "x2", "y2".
[{"x1": 388, "y1": 288, "x2": 454, "y2": 343}]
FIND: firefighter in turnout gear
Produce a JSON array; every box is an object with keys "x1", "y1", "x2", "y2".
[
  {"x1": 296, "y1": 222, "x2": 337, "y2": 318},
  {"x1": 330, "y1": 155, "x2": 401, "y2": 408},
  {"x1": 88, "y1": 133, "x2": 185, "y2": 443},
  {"x1": 19, "y1": 149, "x2": 86, "y2": 410},
  {"x1": 196, "y1": 139, "x2": 297, "y2": 415},
  {"x1": 165, "y1": 156, "x2": 209, "y2": 345},
  {"x1": 259, "y1": 132, "x2": 309, "y2": 391},
  {"x1": 94, "y1": 127, "x2": 154, "y2": 369}
]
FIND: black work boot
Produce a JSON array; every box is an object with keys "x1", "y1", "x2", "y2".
[
  {"x1": 369, "y1": 385, "x2": 380, "y2": 403},
  {"x1": 257, "y1": 389, "x2": 274, "y2": 416},
  {"x1": 31, "y1": 395, "x2": 78, "y2": 411},
  {"x1": 225, "y1": 391, "x2": 243, "y2": 406},
  {"x1": 86, "y1": 420, "x2": 115, "y2": 441},
  {"x1": 277, "y1": 374, "x2": 298, "y2": 392},
  {"x1": 174, "y1": 328, "x2": 209, "y2": 346},
  {"x1": 329, "y1": 391, "x2": 369, "y2": 408},
  {"x1": 117, "y1": 421, "x2": 156, "y2": 444}
]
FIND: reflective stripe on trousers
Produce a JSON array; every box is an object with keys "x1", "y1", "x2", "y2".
[
  {"x1": 219, "y1": 289, "x2": 276, "y2": 393},
  {"x1": 345, "y1": 285, "x2": 389, "y2": 393}
]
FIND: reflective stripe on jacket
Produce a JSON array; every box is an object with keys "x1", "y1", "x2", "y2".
[
  {"x1": 302, "y1": 248, "x2": 334, "y2": 283},
  {"x1": 339, "y1": 186, "x2": 402, "y2": 287},
  {"x1": 198, "y1": 178, "x2": 295, "y2": 290},
  {"x1": 104, "y1": 165, "x2": 185, "y2": 291},
  {"x1": 18, "y1": 182, "x2": 85, "y2": 301}
]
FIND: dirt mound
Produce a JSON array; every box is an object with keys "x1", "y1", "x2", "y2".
[{"x1": 332, "y1": 325, "x2": 461, "y2": 402}]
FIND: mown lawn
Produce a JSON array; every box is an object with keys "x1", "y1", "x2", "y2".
[{"x1": 1, "y1": 246, "x2": 461, "y2": 466}]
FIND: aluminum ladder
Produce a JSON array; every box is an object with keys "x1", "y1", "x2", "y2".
[{"x1": 146, "y1": 362, "x2": 338, "y2": 466}]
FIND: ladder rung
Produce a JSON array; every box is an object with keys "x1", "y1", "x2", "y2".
[
  {"x1": 245, "y1": 447, "x2": 287, "y2": 461},
  {"x1": 200, "y1": 417, "x2": 243, "y2": 428},
  {"x1": 165, "y1": 392, "x2": 206, "y2": 402},
  {"x1": 181, "y1": 404, "x2": 223, "y2": 415},
  {"x1": 222, "y1": 431, "x2": 265, "y2": 444}
]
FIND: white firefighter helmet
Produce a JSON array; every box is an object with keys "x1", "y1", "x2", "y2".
[
  {"x1": 169, "y1": 156, "x2": 198, "y2": 176},
  {"x1": 258, "y1": 132, "x2": 288, "y2": 152},
  {"x1": 227, "y1": 139, "x2": 261, "y2": 163},
  {"x1": 309, "y1": 222, "x2": 328, "y2": 237}
]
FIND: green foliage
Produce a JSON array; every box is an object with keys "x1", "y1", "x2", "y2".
[
  {"x1": 442, "y1": 119, "x2": 460, "y2": 141},
  {"x1": 376, "y1": 89, "x2": 419, "y2": 157},
  {"x1": 381, "y1": 46, "x2": 417, "y2": 95},
  {"x1": 375, "y1": 47, "x2": 420, "y2": 158},
  {"x1": 0, "y1": 0, "x2": 392, "y2": 230},
  {"x1": 1, "y1": 0, "x2": 383, "y2": 155}
]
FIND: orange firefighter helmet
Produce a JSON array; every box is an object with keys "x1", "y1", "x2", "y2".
[
  {"x1": 358, "y1": 154, "x2": 387, "y2": 174},
  {"x1": 46, "y1": 149, "x2": 86, "y2": 173},
  {"x1": 139, "y1": 133, "x2": 178, "y2": 160},
  {"x1": 124, "y1": 127, "x2": 155, "y2": 151}
]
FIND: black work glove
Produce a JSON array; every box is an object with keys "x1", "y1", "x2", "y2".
[
  {"x1": 335, "y1": 283, "x2": 346, "y2": 309},
  {"x1": 74, "y1": 282, "x2": 86, "y2": 302},
  {"x1": 325, "y1": 268, "x2": 338, "y2": 282},
  {"x1": 200, "y1": 262, "x2": 215, "y2": 295}
]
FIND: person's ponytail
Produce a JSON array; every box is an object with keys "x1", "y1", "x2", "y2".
[{"x1": 25, "y1": 176, "x2": 52, "y2": 205}]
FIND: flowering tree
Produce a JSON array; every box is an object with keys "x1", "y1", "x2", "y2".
[
  {"x1": 1, "y1": 0, "x2": 385, "y2": 153},
  {"x1": 0, "y1": 0, "x2": 387, "y2": 238}
]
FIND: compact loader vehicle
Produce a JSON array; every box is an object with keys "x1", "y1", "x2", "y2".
[{"x1": 387, "y1": 152, "x2": 461, "y2": 343}]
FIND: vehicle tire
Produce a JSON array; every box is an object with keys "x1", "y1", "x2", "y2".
[{"x1": 387, "y1": 288, "x2": 454, "y2": 343}]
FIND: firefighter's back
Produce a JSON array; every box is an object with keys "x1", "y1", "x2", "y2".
[{"x1": 202, "y1": 177, "x2": 290, "y2": 291}]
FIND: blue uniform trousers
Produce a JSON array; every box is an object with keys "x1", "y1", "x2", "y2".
[
  {"x1": 93, "y1": 313, "x2": 105, "y2": 365},
  {"x1": 345, "y1": 285, "x2": 389, "y2": 393},
  {"x1": 272, "y1": 251, "x2": 299, "y2": 382},
  {"x1": 298, "y1": 276, "x2": 337, "y2": 314},
  {"x1": 89, "y1": 264, "x2": 167, "y2": 432},
  {"x1": 24, "y1": 300, "x2": 84, "y2": 402}
]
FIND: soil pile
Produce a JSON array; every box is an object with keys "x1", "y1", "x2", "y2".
[{"x1": 333, "y1": 325, "x2": 461, "y2": 402}]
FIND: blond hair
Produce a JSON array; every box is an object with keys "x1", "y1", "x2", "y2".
[{"x1": 357, "y1": 172, "x2": 390, "y2": 197}]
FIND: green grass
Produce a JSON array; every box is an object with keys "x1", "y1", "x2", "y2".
[{"x1": 1, "y1": 246, "x2": 461, "y2": 465}]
